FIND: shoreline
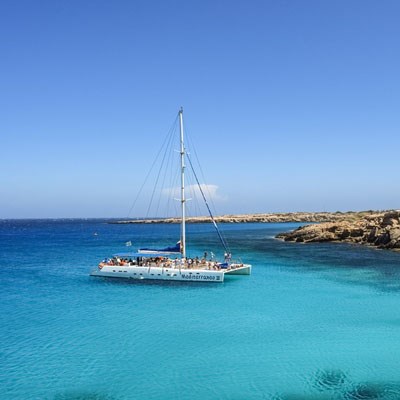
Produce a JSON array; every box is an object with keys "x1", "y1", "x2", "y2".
[
  {"x1": 112, "y1": 210, "x2": 400, "y2": 252},
  {"x1": 110, "y1": 210, "x2": 386, "y2": 224}
]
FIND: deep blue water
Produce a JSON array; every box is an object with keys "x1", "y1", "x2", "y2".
[{"x1": 1, "y1": 220, "x2": 400, "y2": 400}]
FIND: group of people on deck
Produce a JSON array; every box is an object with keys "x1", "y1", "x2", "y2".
[
  {"x1": 101, "y1": 257, "x2": 136, "y2": 267},
  {"x1": 99, "y1": 253, "x2": 235, "y2": 270}
]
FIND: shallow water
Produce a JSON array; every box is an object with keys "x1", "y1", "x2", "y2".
[{"x1": 1, "y1": 220, "x2": 400, "y2": 399}]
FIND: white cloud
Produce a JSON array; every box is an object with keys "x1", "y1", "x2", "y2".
[{"x1": 162, "y1": 183, "x2": 227, "y2": 203}]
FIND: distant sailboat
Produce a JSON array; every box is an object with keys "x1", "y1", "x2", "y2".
[{"x1": 90, "y1": 109, "x2": 251, "y2": 283}]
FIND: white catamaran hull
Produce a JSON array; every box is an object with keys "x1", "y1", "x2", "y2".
[{"x1": 90, "y1": 264, "x2": 251, "y2": 283}]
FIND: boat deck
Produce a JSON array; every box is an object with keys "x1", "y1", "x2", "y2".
[
  {"x1": 93, "y1": 254, "x2": 251, "y2": 282},
  {"x1": 99, "y1": 258, "x2": 250, "y2": 274}
]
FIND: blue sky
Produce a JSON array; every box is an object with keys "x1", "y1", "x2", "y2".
[{"x1": 1, "y1": 0, "x2": 399, "y2": 218}]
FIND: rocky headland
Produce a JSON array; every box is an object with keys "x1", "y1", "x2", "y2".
[
  {"x1": 111, "y1": 211, "x2": 374, "y2": 225},
  {"x1": 112, "y1": 210, "x2": 400, "y2": 251},
  {"x1": 276, "y1": 210, "x2": 400, "y2": 251}
]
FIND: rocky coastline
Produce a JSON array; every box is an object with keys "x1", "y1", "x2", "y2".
[
  {"x1": 276, "y1": 210, "x2": 400, "y2": 251},
  {"x1": 111, "y1": 210, "x2": 400, "y2": 252},
  {"x1": 111, "y1": 211, "x2": 376, "y2": 225}
]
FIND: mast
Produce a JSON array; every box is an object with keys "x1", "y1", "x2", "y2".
[{"x1": 178, "y1": 108, "x2": 186, "y2": 259}]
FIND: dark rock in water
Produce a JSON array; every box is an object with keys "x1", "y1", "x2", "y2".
[
  {"x1": 313, "y1": 369, "x2": 348, "y2": 391},
  {"x1": 343, "y1": 381, "x2": 400, "y2": 400},
  {"x1": 343, "y1": 383, "x2": 383, "y2": 399},
  {"x1": 273, "y1": 377, "x2": 400, "y2": 400},
  {"x1": 276, "y1": 211, "x2": 400, "y2": 252}
]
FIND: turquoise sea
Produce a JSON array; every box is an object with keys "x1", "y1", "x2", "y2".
[{"x1": 1, "y1": 220, "x2": 400, "y2": 400}]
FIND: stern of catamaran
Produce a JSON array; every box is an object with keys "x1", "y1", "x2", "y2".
[{"x1": 224, "y1": 263, "x2": 252, "y2": 275}]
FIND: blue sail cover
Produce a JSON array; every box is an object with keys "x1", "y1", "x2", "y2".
[
  {"x1": 138, "y1": 241, "x2": 181, "y2": 254},
  {"x1": 113, "y1": 252, "x2": 177, "y2": 258}
]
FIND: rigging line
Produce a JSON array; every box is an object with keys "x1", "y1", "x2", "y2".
[
  {"x1": 186, "y1": 134, "x2": 219, "y2": 213},
  {"x1": 182, "y1": 124, "x2": 206, "y2": 218},
  {"x1": 169, "y1": 166, "x2": 181, "y2": 217},
  {"x1": 126, "y1": 114, "x2": 179, "y2": 218},
  {"x1": 186, "y1": 167, "x2": 201, "y2": 218},
  {"x1": 153, "y1": 120, "x2": 177, "y2": 219},
  {"x1": 185, "y1": 171, "x2": 195, "y2": 217},
  {"x1": 145, "y1": 117, "x2": 178, "y2": 219},
  {"x1": 186, "y1": 132, "x2": 230, "y2": 251},
  {"x1": 166, "y1": 121, "x2": 182, "y2": 217},
  {"x1": 186, "y1": 152, "x2": 230, "y2": 253}
]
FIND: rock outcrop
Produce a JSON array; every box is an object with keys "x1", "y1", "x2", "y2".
[{"x1": 276, "y1": 211, "x2": 400, "y2": 251}]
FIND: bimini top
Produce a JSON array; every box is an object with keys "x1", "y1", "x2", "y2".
[
  {"x1": 138, "y1": 241, "x2": 181, "y2": 254},
  {"x1": 113, "y1": 252, "x2": 181, "y2": 258}
]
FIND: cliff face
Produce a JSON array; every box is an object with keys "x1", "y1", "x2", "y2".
[{"x1": 276, "y1": 211, "x2": 400, "y2": 251}]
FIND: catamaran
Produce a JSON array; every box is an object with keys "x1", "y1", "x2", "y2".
[{"x1": 90, "y1": 109, "x2": 251, "y2": 283}]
